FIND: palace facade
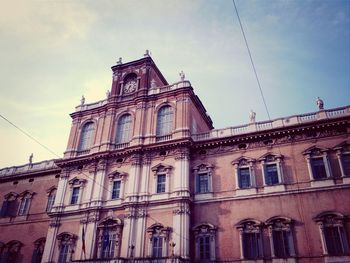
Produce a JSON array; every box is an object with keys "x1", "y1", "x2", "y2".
[{"x1": 0, "y1": 54, "x2": 350, "y2": 263}]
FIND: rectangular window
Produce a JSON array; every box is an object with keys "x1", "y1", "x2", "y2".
[
  {"x1": 273, "y1": 230, "x2": 291, "y2": 258},
  {"x1": 342, "y1": 154, "x2": 350, "y2": 176},
  {"x1": 199, "y1": 236, "x2": 211, "y2": 260},
  {"x1": 324, "y1": 226, "x2": 345, "y2": 256},
  {"x1": 152, "y1": 237, "x2": 163, "y2": 258},
  {"x1": 265, "y1": 164, "x2": 279, "y2": 185},
  {"x1": 239, "y1": 168, "x2": 251, "y2": 188},
  {"x1": 198, "y1": 173, "x2": 209, "y2": 193},
  {"x1": 243, "y1": 232, "x2": 261, "y2": 259},
  {"x1": 101, "y1": 229, "x2": 116, "y2": 259},
  {"x1": 70, "y1": 187, "x2": 80, "y2": 205},
  {"x1": 311, "y1": 158, "x2": 327, "y2": 179},
  {"x1": 156, "y1": 174, "x2": 166, "y2": 193},
  {"x1": 111, "y1": 181, "x2": 121, "y2": 199}
]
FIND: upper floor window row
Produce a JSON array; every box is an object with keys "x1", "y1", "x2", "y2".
[{"x1": 0, "y1": 191, "x2": 35, "y2": 218}]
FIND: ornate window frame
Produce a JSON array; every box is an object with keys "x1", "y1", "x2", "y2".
[
  {"x1": 259, "y1": 153, "x2": 285, "y2": 192},
  {"x1": 31, "y1": 237, "x2": 46, "y2": 263},
  {"x1": 56, "y1": 232, "x2": 77, "y2": 263},
  {"x1": 266, "y1": 216, "x2": 296, "y2": 259},
  {"x1": 193, "y1": 163, "x2": 214, "y2": 196},
  {"x1": 96, "y1": 217, "x2": 123, "y2": 259},
  {"x1": 146, "y1": 223, "x2": 171, "y2": 258},
  {"x1": 192, "y1": 223, "x2": 217, "y2": 261},
  {"x1": 3, "y1": 240, "x2": 23, "y2": 262},
  {"x1": 303, "y1": 146, "x2": 333, "y2": 187},
  {"x1": 313, "y1": 212, "x2": 350, "y2": 257},
  {"x1": 0, "y1": 192, "x2": 19, "y2": 218},
  {"x1": 151, "y1": 164, "x2": 172, "y2": 194},
  {"x1": 232, "y1": 157, "x2": 256, "y2": 195},
  {"x1": 334, "y1": 141, "x2": 350, "y2": 183},
  {"x1": 68, "y1": 178, "x2": 87, "y2": 205},
  {"x1": 17, "y1": 190, "x2": 35, "y2": 216},
  {"x1": 236, "y1": 219, "x2": 264, "y2": 260},
  {"x1": 46, "y1": 186, "x2": 57, "y2": 212},
  {"x1": 108, "y1": 172, "x2": 127, "y2": 200}
]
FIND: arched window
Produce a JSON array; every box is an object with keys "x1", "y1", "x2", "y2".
[
  {"x1": 46, "y1": 188, "x2": 56, "y2": 212},
  {"x1": 96, "y1": 218, "x2": 123, "y2": 259},
  {"x1": 3, "y1": 241, "x2": 23, "y2": 263},
  {"x1": 18, "y1": 191, "x2": 34, "y2": 216},
  {"x1": 57, "y1": 233, "x2": 76, "y2": 263},
  {"x1": 266, "y1": 217, "x2": 296, "y2": 258},
  {"x1": 314, "y1": 212, "x2": 350, "y2": 256},
  {"x1": 31, "y1": 238, "x2": 45, "y2": 263},
  {"x1": 78, "y1": 122, "x2": 95, "y2": 151},
  {"x1": 115, "y1": 114, "x2": 132, "y2": 144},
  {"x1": 193, "y1": 223, "x2": 217, "y2": 261},
  {"x1": 147, "y1": 224, "x2": 171, "y2": 258},
  {"x1": 156, "y1": 106, "x2": 173, "y2": 136},
  {"x1": 0, "y1": 193, "x2": 18, "y2": 218},
  {"x1": 236, "y1": 220, "x2": 263, "y2": 260}
]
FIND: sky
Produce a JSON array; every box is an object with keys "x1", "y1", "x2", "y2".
[{"x1": 0, "y1": 0, "x2": 349, "y2": 168}]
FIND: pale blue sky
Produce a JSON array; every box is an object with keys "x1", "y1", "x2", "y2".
[{"x1": 0, "y1": 0, "x2": 349, "y2": 167}]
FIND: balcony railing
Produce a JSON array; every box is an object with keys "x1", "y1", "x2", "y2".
[
  {"x1": 192, "y1": 105, "x2": 350, "y2": 142},
  {"x1": 72, "y1": 257, "x2": 190, "y2": 263}
]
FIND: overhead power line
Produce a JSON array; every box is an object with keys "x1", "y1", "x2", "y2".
[
  {"x1": 0, "y1": 113, "x2": 60, "y2": 158},
  {"x1": 232, "y1": 0, "x2": 271, "y2": 120}
]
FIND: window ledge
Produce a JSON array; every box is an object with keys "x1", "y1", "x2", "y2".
[
  {"x1": 272, "y1": 258, "x2": 297, "y2": 263},
  {"x1": 342, "y1": 176, "x2": 350, "y2": 184},
  {"x1": 150, "y1": 192, "x2": 170, "y2": 201},
  {"x1": 311, "y1": 179, "x2": 334, "y2": 188},
  {"x1": 324, "y1": 255, "x2": 350, "y2": 263},
  {"x1": 194, "y1": 192, "x2": 214, "y2": 201},
  {"x1": 241, "y1": 259, "x2": 264, "y2": 263},
  {"x1": 236, "y1": 188, "x2": 257, "y2": 196},
  {"x1": 263, "y1": 184, "x2": 286, "y2": 193}
]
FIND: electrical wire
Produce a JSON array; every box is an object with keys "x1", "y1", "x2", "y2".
[
  {"x1": 231, "y1": 1, "x2": 312, "y2": 257},
  {"x1": 232, "y1": 0, "x2": 271, "y2": 120},
  {"x1": 0, "y1": 110, "x2": 189, "y2": 244},
  {"x1": 0, "y1": 113, "x2": 60, "y2": 158}
]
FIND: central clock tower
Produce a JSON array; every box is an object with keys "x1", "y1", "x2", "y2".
[{"x1": 110, "y1": 54, "x2": 168, "y2": 97}]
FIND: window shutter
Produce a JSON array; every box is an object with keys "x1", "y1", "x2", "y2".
[
  {"x1": 0, "y1": 201, "x2": 9, "y2": 217},
  {"x1": 31, "y1": 249, "x2": 38, "y2": 263},
  {"x1": 9, "y1": 200, "x2": 19, "y2": 217}
]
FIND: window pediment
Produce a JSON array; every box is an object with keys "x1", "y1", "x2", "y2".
[
  {"x1": 258, "y1": 153, "x2": 283, "y2": 162},
  {"x1": 192, "y1": 223, "x2": 217, "y2": 235},
  {"x1": 236, "y1": 219, "x2": 262, "y2": 232},
  {"x1": 333, "y1": 141, "x2": 350, "y2": 152},
  {"x1": 108, "y1": 171, "x2": 128, "y2": 181},
  {"x1": 151, "y1": 163, "x2": 172, "y2": 173},
  {"x1": 68, "y1": 177, "x2": 87, "y2": 186},
  {"x1": 232, "y1": 157, "x2": 255, "y2": 166},
  {"x1": 303, "y1": 146, "x2": 329, "y2": 156},
  {"x1": 98, "y1": 216, "x2": 123, "y2": 227},
  {"x1": 4, "y1": 192, "x2": 18, "y2": 200},
  {"x1": 193, "y1": 163, "x2": 213, "y2": 172},
  {"x1": 19, "y1": 190, "x2": 35, "y2": 198}
]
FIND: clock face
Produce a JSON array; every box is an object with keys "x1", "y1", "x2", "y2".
[{"x1": 123, "y1": 79, "x2": 137, "y2": 94}]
